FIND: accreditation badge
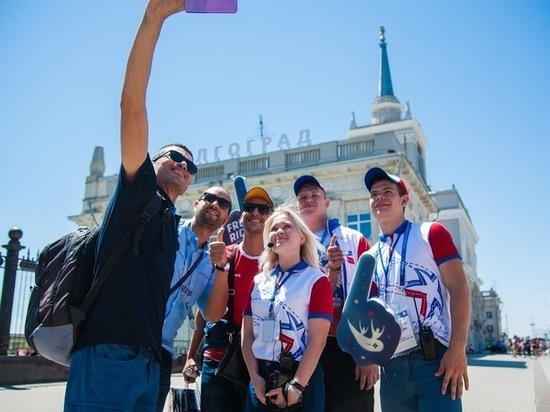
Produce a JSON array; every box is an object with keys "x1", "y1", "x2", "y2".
[{"x1": 392, "y1": 307, "x2": 418, "y2": 357}]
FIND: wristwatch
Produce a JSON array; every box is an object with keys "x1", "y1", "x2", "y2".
[{"x1": 215, "y1": 262, "x2": 230, "y2": 272}]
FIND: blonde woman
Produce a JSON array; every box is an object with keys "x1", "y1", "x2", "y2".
[{"x1": 242, "y1": 207, "x2": 333, "y2": 411}]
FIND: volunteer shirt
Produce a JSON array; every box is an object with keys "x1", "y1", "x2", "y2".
[
  {"x1": 244, "y1": 262, "x2": 333, "y2": 362},
  {"x1": 227, "y1": 244, "x2": 260, "y2": 327},
  {"x1": 370, "y1": 220, "x2": 460, "y2": 346}
]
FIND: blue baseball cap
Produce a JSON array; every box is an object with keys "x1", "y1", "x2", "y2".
[
  {"x1": 294, "y1": 175, "x2": 325, "y2": 195},
  {"x1": 364, "y1": 167, "x2": 408, "y2": 195}
]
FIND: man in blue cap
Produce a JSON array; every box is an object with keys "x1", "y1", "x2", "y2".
[{"x1": 364, "y1": 167, "x2": 470, "y2": 411}]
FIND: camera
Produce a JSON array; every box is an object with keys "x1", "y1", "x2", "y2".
[
  {"x1": 184, "y1": 367, "x2": 201, "y2": 378},
  {"x1": 419, "y1": 327, "x2": 437, "y2": 361}
]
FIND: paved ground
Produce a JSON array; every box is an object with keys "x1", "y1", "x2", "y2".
[{"x1": 1, "y1": 353, "x2": 549, "y2": 411}]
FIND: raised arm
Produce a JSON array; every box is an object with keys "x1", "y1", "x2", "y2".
[
  {"x1": 120, "y1": 0, "x2": 184, "y2": 180},
  {"x1": 204, "y1": 229, "x2": 230, "y2": 322}
]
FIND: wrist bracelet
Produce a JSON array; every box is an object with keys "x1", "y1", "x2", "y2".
[
  {"x1": 289, "y1": 378, "x2": 307, "y2": 393},
  {"x1": 330, "y1": 265, "x2": 342, "y2": 274}
]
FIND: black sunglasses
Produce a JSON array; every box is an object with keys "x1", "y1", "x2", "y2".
[
  {"x1": 152, "y1": 150, "x2": 198, "y2": 175},
  {"x1": 243, "y1": 203, "x2": 272, "y2": 215},
  {"x1": 200, "y1": 192, "x2": 232, "y2": 210}
]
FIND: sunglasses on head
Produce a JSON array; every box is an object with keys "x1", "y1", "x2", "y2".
[
  {"x1": 243, "y1": 203, "x2": 272, "y2": 215},
  {"x1": 200, "y1": 192, "x2": 232, "y2": 210},
  {"x1": 152, "y1": 150, "x2": 198, "y2": 175}
]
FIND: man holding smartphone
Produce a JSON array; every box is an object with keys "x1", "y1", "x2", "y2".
[
  {"x1": 64, "y1": 1, "x2": 193, "y2": 411},
  {"x1": 364, "y1": 167, "x2": 470, "y2": 411}
]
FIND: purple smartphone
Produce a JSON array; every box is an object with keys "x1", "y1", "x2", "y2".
[{"x1": 184, "y1": 0, "x2": 237, "y2": 13}]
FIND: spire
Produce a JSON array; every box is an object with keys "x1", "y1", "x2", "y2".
[
  {"x1": 90, "y1": 146, "x2": 105, "y2": 177},
  {"x1": 378, "y1": 26, "x2": 395, "y2": 98},
  {"x1": 405, "y1": 101, "x2": 412, "y2": 119},
  {"x1": 349, "y1": 111, "x2": 357, "y2": 130},
  {"x1": 370, "y1": 26, "x2": 402, "y2": 125}
]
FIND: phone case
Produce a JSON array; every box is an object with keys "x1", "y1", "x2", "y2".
[{"x1": 184, "y1": 0, "x2": 237, "y2": 13}]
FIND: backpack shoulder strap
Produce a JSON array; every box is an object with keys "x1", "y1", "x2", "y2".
[
  {"x1": 133, "y1": 191, "x2": 165, "y2": 255},
  {"x1": 77, "y1": 191, "x2": 164, "y2": 315}
]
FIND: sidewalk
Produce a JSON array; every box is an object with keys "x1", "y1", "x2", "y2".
[{"x1": 1, "y1": 353, "x2": 549, "y2": 411}]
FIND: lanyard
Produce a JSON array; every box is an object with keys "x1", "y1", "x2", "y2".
[
  {"x1": 376, "y1": 221, "x2": 411, "y2": 303},
  {"x1": 319, "y1": 226, "x2": 330, "y2": 247},
  {"x1": 268, "y1": 262, "x2": 306, "y2": 317}
]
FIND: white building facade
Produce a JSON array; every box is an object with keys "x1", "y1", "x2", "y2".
[{"x1": 69, "y1": 27, "x2": 492, "y2": 353}]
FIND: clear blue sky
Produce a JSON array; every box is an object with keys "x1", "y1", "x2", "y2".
[{"x1": 1, "y1": 1, "x2": 549, "y2": 338}]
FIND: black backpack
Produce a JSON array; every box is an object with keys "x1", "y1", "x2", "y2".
[{"x1": 24, "y1": 192, "x2": 164, "y2": 366}]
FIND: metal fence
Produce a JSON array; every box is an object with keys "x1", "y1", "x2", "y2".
[{"x1": 0, "y1": 228, "x2": 192, "y2": 357}]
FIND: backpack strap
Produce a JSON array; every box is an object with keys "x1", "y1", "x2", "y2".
[
  {"x1": 76, "y1": 190, "x2": 165, "y2": 317},
  {"x1": 133, "y1": 191, "x2": 164, "y2": 255}
]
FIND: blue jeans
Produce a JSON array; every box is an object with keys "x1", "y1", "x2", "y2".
[
  {"x1": 157, "y1": 348, "x2": 174, "y2": 412},
  {"x1": 245, "y1": 361, "x2": 324, "y2": 412},
  {"x1": 380, "y1": 345, "x2": 462, "y2": 411},
  {"x1": 201, "y1": 357, "x2": 247, "y2": 412},
  {"x1": 64, "y1": 344, "x2": 160, "y2": 412}
]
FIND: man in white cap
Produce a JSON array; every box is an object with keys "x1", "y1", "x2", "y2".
[
  {"x1": 184, "y1": 187, "x2": 275, "y2": 412},
  {"x1": 364, "y1": 167, "x2": 470, "y2": 411},
  {"x1": 294, "y1": 175, "x2": 378, "y2": 412}
]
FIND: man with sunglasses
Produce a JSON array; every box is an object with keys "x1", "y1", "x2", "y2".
[
  {"x1": 294, "y1": 175, "x2": 378, "y2": 412},
  {"x1": 65, "y1": 1, "x2": 195, "y2": 411},
  {"x1": 158, "y1": 187, "x2": 234, "y2": 411},
  {"x1": 183, "y1": 187, "x2": 274, "y2": 412}
]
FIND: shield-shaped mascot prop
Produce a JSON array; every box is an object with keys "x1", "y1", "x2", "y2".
[{"x1": 336, "y1": 253, "x2": 401, "y2": 366}]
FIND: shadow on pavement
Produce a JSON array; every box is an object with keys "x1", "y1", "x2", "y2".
[
  {"x1": 0, "y1": 385, "x2": 30, "y2": 391},
  {"x1": 467, "y1": 355, "x2": 527, "y2": 369}
]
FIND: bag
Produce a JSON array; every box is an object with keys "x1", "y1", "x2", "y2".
[
  {"x1": 169, "y1": 385, "x2": 200, "y2": 412},
  {"x1": 24, "y1": 226, "x2": 99, "y2": 366},
  {"x1": 214, "y1": 331, "x2": 249, "y2": 389},
  {"x1": 212, "y1": 247, "x2": 250, "y2": 387},
  {"x1": 24, "y1": 192, "x2": 164, "y2": 366}
]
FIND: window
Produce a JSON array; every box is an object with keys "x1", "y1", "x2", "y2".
[
  {"x1": 486, "y1": 311, "x2": 492, "y2": 319},
  {"x1": 347, "y1": 213, "x2": 371, "y2": 239}
]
